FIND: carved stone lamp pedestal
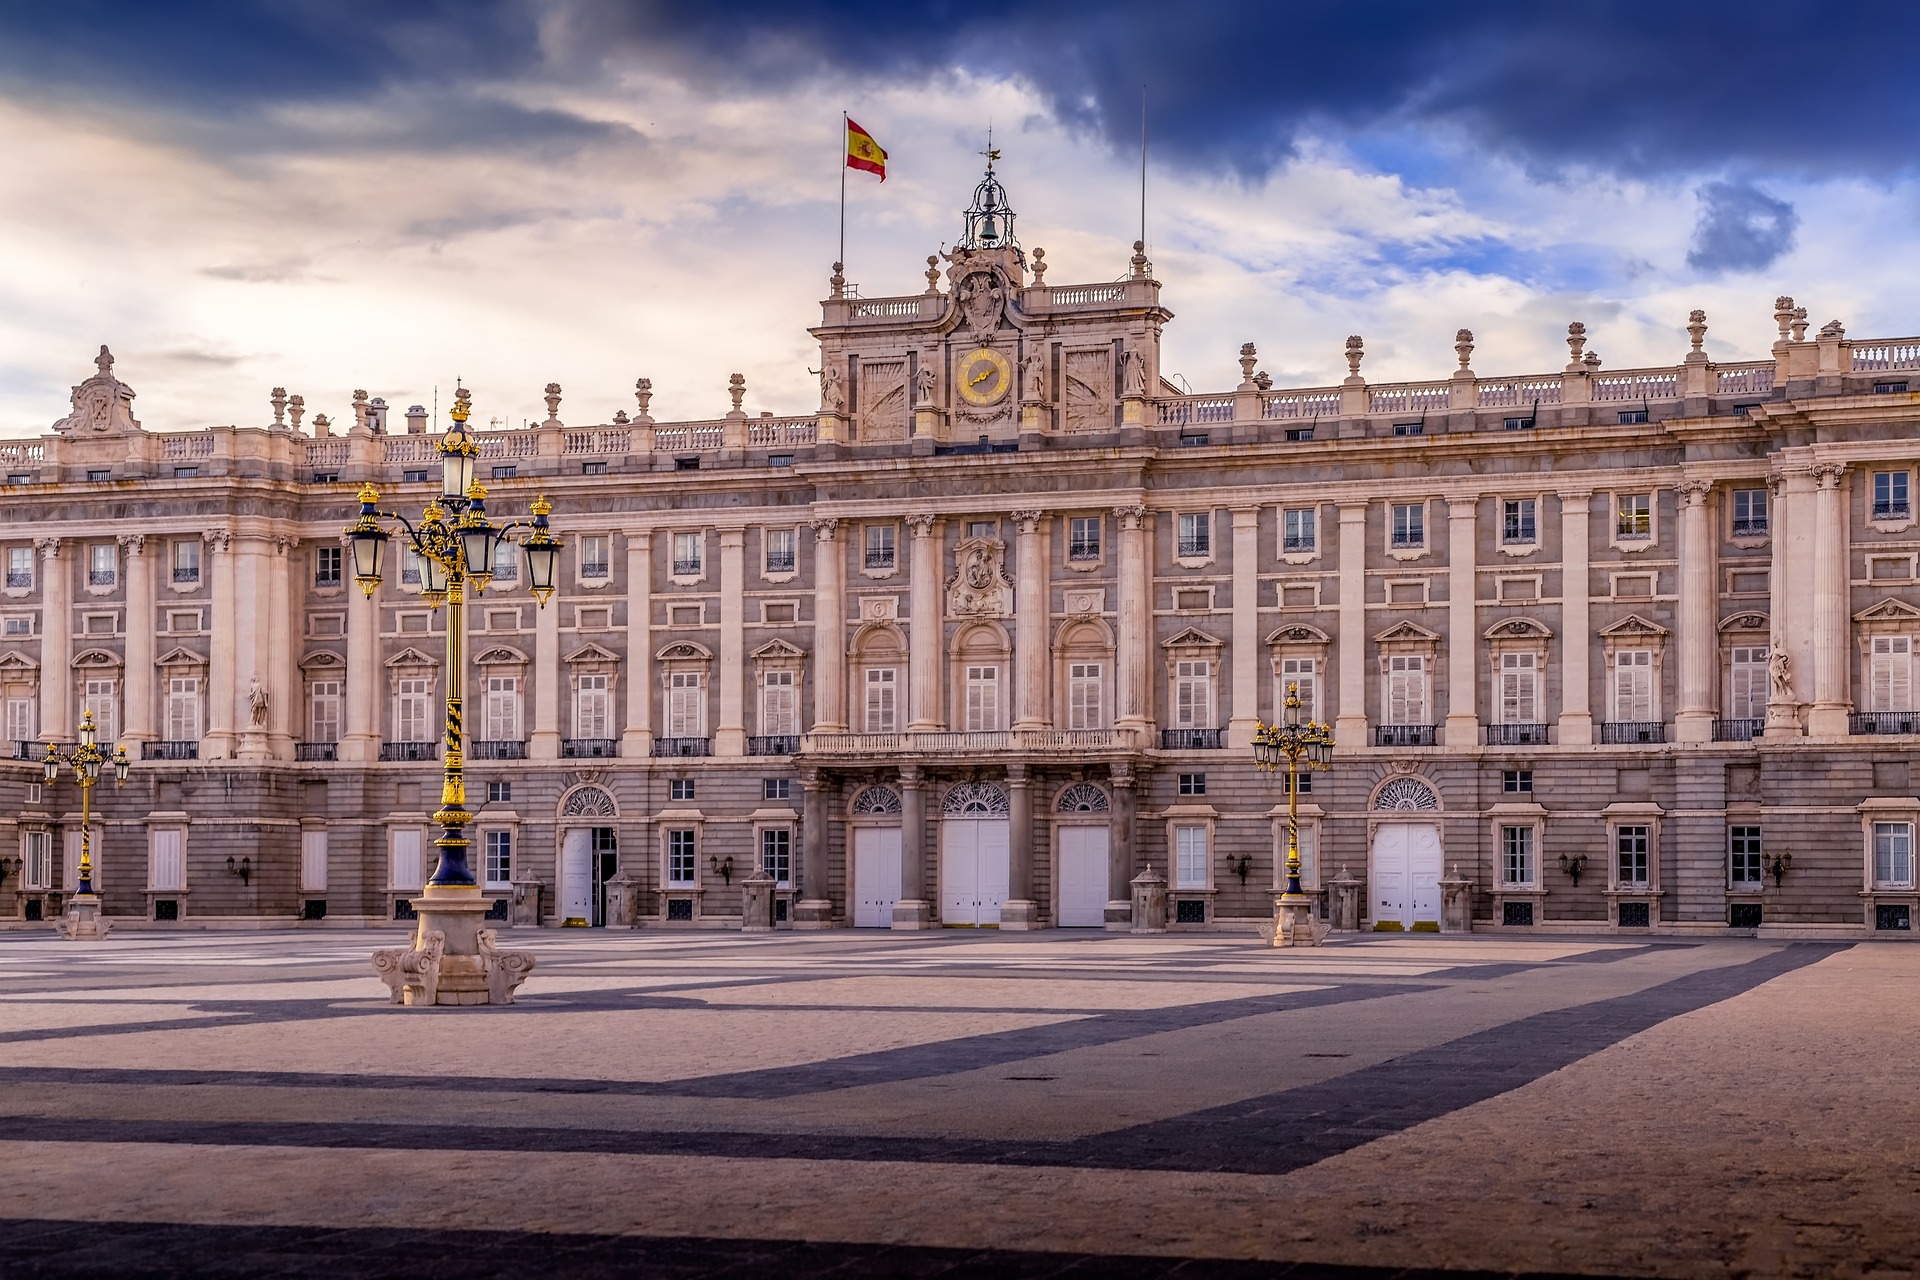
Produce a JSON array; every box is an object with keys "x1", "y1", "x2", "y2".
[
  {"x1": 373, "y1": 887, "x2": 534, "y2": 1007},
  {"x1": 1273, "y1": 895, "x2": 1324, "y2": 947},
  {"x1": 57, "y1": 892, "x2": 111, "y2": 941}
]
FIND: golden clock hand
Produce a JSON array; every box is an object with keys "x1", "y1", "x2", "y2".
[{"x1": 969, "y1": 367, "x2": 993, "y2": 386}]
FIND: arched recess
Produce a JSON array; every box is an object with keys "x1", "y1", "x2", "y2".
[
  {"x1": 1370, "y1": 775, "x2": 1441, "y2": 812},
  {"x1": 848, "y1": 621, "x2": 907, "y2": 732},
  {"x1": 850, "y1": 784, "x2": 902, "y2": 816},
  {"x1": 558, "y1": 783, "x2": 618, "y2": 819},
  {"x1": 1053, "y1": 616, "x2": 1115, "y2": 730},
  {"x1": 949, "y1": 620, "x2": 1011, "y2": 733},
  {"x1": 1055, "y1": 782, "x2": 1110, "y2": 813},
  {"x1": 942, "y1": 781, "x2": 1010, "y2": 817}
]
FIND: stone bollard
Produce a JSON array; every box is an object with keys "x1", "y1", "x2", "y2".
[
  {"x1": 1129, "y1": 865, "x2": 1168, "y2": 934},
  {"x1": 1328, "y1": 866, "x2": 1362, "y2": 932},
  {"x1": 739, "y1": 866, "x2": 777, "y2": 933},
  {"x1": 1438, "y1": 864, "x2": 1474, "y2": 934}
]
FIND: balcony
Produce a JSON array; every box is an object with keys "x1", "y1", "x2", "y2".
[
  {"x1": 1731, "y1": 518, "x2": 1768, "y2": 537},
  {"x1": 1874, "y1": 502, "x2": 1911, "y2": 521},
  {"x1": 864, "y1": 551, "x2": 894, "y2": 570},
  {"x1": 1160, "y1": 728, "x2": 1224, "y2": 750},
  {"x1": 1390, "y1": 533, "x2": 1424, "y2": 550},
  {"x1": 88, "y1": 570, "x2": 116, "y2": 587},
  {"x1": 294, "y1": 742, "x2": 338, "y2": 762},
  {"x1": 1485, "y1": 723, "x2": 1549, "y2": 746},
  {"x1": 764, "y1": 554, "x2": 795, "y2": 574},
  {"x1": 670, "y1": 559, "x2": 701, "y2": 576},
  {"x1": 16, "y1": 740, "x2": 71, "y2": 760},
  {"x1": 1713, "y1": 718, "x2": 1763, "y2": 742},
  {"x1": 800, "y1": 728, "x2": 1135, "y2": 758},
  {"x1": 1600, "y1": 721, "x2": 1667, "y2": 744},
  {"x1": 747, "y1": 735, "x2": 799, "y2": 756},
  {"x1": 561, "y1": 738, "x2": 618, "y2": 759},
  {"x1": 471, "y1": 739, "x2": 527, "y2": 760},
  {"x1": 1850, "y1": 711, "x2": 1920, "y2": 735},
  {"x1": 1282, "y1": 536, "x2": 1315, "y2": 553},
  {"x1": 379, "y1": 741, "x2": 438, "y2": 762},
  {"x1": 582, "y1": 562, "x2": 610, "y2": 580},
  {"x1": 142, "y1": 741, "x2": 198, "y2": 761},
  {"x1": 172, "y1": 568, "x2": 199, "y2": 584},
  {"x1": 5, "y1": 571, "x2": 29, "y2": 588},
  {"x1": 653, "y1": 736, "x2": 712, "y2": 757},
  {"x1": 1376, "y1": 724, "x2": 1437, "y2": 747},
  {"x1": 1176, "y1": 539, "x2": 1210, "y2": 558}
]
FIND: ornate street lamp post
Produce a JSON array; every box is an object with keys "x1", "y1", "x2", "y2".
[
  {"x1": 346, "y1": 389, "x2": 558, "y2": 1005},
  {"x1": 1252, "y1": 681, "x2": 1334, "y2": 947},
  {"x1": 43, "y1": 709, "x2": 129, "y2": 940}
]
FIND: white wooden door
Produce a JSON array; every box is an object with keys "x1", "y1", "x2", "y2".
[
  {"x1": 940, "y1": 819, "x2": 1009, "y2": 926},
  {"x1": 301, "y1": 830, "x2": 329, "y2": 892},
  {"x1": 389, "y1": 829, "x2": 422, "y2": 892},
  {"x1": 1057, "y1": 825, "x2": 1109, "y2": 927},
  {"x1": 148, "y1": 829, "x2": 183, "y2": 892},
  {"x1": 852, "y1": 826, "x2": 902, "y2": 927},
  {"x1": 560, "y1": 827, "x2": 592, "y2": 924},
  {"x1": 1408, "y1": 824, "x2": 1442, "y2": 925},
  {"x1": 1371, "y1": 823, "x2": 1411, "y2": 928}
]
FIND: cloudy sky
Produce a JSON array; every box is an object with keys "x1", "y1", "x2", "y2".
[{"x1": 1, "y1": 1, "x2": 1916, "y2": 437}]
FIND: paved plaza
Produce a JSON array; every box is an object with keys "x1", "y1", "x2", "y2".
[{"x1": 0, "y1": 929, "x2": 1913, "y2": 1278}]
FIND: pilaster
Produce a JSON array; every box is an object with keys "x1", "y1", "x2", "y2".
[
  {"x1": 1808, "y1": 464, "x2": 1851, "y2": 738},
  {"x1": 1229, "y1": 506, "x2": 1260, "y2": 748},
  {"x1": 715, "y1": 529, "x2": 746, "y2": 756},
  {"x1": 1011, "y1": 510, "x2": 1049, "y2": 730},
  {"x1": 1556, "y1": 493, "x2": 1593, "y2": 745},
  {"x1": 342, "y1": 538, "x2": 378, "y2": 762},
  {"x1": 265, "y1": 535, "x2": 294, "y2": 758},
  {"x1": 620, "y1": 532, "x2": 653, "y2": 757},
  {"x1": 810, "y1": 519, "x2": 845, "y2": 733},
  {"x1": 202, "y1": 529, "x2": 235, "y2": 759},
  {"x1": 118, "y1": 534, "x2": 153, "y2": 744},
  {"x1": 892, "y1": 766, "x2": 932, "y2": 928},
  {"x1": 1444, "y1": 496, "x2": 1479, "y2": 746},
  {"x1": 1674, "y1": 480, "x2": 1717, "y2": 743},
  {"x1": 529, "y1": 577, "x2": 560, "y2": 759},
  {"x1": 906, "y1": 514, "x2": 942, "y2": 732},
  {"x1": 1334, "y1": 502, "x2": 1368, "y2": 743},
  {"x1": 36, "y1": 538, "x2": 69, "y2": 741},
  {"x1": 795, "y1": 766, "x2": 834, "y2": 927},
  {"x1": 1000, "y1": 764, "x2": 1039, "y2": 928},
  {"x1": 1114, "y1": 504, "x2": 1150, "y2": 734}
]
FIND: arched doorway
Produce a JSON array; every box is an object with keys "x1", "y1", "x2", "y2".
[
  {"x1": 849, "y1": 784, "x2": 903, "y2": 927},
  {"x1": 1369, "y1": 776, "x2": 1442, "y2": 930},
  {"x1": 558, "y1": 784, "x2": 618, "y2": 927},
  {"x1": 940, "y1": 782, "x2": 1010, "y2": 926},
  {"x1": 1053, "y1": 783, "x2": 1111, "y2": 927}
]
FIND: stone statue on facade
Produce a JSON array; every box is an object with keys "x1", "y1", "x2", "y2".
[
  {"x1": 1122, "y1": 348, "x2": 1148, "y2": 398},
  {"x1": 914, "y1": 364, "x2": 936, "y2": 406},
  {"x1": 1020, "y1": 350, "x2": 1046, "y2": 402},
  {"x1": 247, "y1": 674, "x2": 269, "y2": 727},
  {"x1": 820, "y1": 364, "x2": 846, "y2": 414},
  {"x1": 1768, "y1": 647, "x2": 1792, "y2": 703}
]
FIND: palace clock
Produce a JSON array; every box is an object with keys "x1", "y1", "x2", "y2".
[{"x1": 955, "y1": 347, "x2": 1012, "y2": 406}]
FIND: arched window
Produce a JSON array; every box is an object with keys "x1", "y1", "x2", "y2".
[
  {"x1": 560, "y1": 785, "x2": 617, "y2": 818},
  {"x1": 1372, "y1": 777, "x2": 1439, "y2": 812},
  {"x1": 942, "y1": 782, "x2": 1010, "y2": 816},
  {"x1": 1056, "y1": 783, "x2": 1110, "y2": 813},
  {"x1": 851, "y1": 785, "x2": 902, "y2": 815}
]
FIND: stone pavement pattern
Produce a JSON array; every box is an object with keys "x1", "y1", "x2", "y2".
[{"x1": 0, "y1": 930, "x2": 1912, "y2": 1278}]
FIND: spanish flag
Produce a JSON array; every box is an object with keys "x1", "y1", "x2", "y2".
[{"x1": 846, "y1": 117, "x2": 887, "y2": 181}]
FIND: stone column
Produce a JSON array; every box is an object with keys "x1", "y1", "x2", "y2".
[
  {"x1": 620, "y1": 531, "x2": 653, "y2": 757},
  {"x1": 233, "y1": 533, "x2": 272, "y2": 761},
  {"x1": 343, "y1": 540, "x2": 378, "y2": 762},
  {"x1": 119, "y1": 534, "x2": 154, "y2": 745},
  {"x1": 1763, "y1": 475, "x2": 1801, "y2": 738},
  {"x1": 1777, "y1": 468, "x2": 1818, "y2": 720},
  {"x1": 529, "y1": 577, "x2": 561, "y2": 759},
  {"x1": 1002, "y1": 763, "x2": 1038, "y2": 927},
  {"x1": 907, "y1": 514, "x2": 942, "y2": 732},
  {"x1": 266, "y1": 536, "x2": 294, "y2": 758},
  {"x1": 810, "y1": 519, "x2": 846, "y2": 732},
  {"x1": 795, "y1": 766, "x2": 833, "y2": 927},
  {"x1": 1011, "y1": 511, "x2": 1050, "y2": 731},
  {"x1": 1674, "y1": 480, "x2": 1717, "y2": 742},
  {"x1": 1114, "y1": 504, "x2": 1150, "y2": 734},
  {"x1": 1809, "y1": 464, "x2": 1851, "y2": 738},
  {"x1": 1556, "y1": 493, "x2": 1594, "y2": 745},
  {"x1": 1229, "y1": 506, "x2": 1260, "y2": 748},
  {"x1": 892, "y1": 765, "x2": 932, "y2": 928},
  {"x1": 1445, "y1": 497, "x2": 1478, "y2": 746},
  {"x1": 36, "y1": 538, "x2": 69, "y2": 741},
  {"x1": 716, "y1": 528, "x2": 746, "y2": 755},
  {"x1": 202, "y1": 530, "x2": 236, "y2": 759},
  {"x1": 1334, "y1": 502, "x2": 1368, "y2": 743},
  {"x1": 1106, "y1": 762, "x2": 1136, "y2": 929}
]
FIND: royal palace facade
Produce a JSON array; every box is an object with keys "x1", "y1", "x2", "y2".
[{"x1": 3, "y1": 170, "x2": 1920, "y2": 939}]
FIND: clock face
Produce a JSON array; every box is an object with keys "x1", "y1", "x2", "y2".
[{"x1": 956, "y1": 347, "x2": 1012, "y2": 406}]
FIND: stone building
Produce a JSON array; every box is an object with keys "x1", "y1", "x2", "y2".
[{"x1": 2, "y1": 166, "x2": 1918, "y2": 939}]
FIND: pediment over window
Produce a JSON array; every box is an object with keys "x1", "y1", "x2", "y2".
[
  {"x1": 0, "y1": 650, "x2": 38, "y2": 672},
  {"x1": 751, "y1": 638, "x2": 806, "y2": 662},
  {"x1": 1162, "y1": 626, "x2": 1223, "y2": 651},
  {"x1": 564, "y1": 641, "x2": 621, "y2": 666},
  {"x1": 1482, "y1": 617, "x2": 1551, "y2": 641},
  {"x1": 296, "y1": 650, "x2": 341, "y2": 671},
  {"x1": 1598, "y1": 614, "x2": 1668, "y2": 639},
  {"x1": 385, "y1": 646, "x2": 438, "y2": 669},
  {"x1": 655, "y1": 640, "x2": 713, "y2": 662},
  {"x1": 1372, "y1": 620, "x2": 1440, "y2": 645},
  {"x1": 1853, "y1": 598, "x2": 1920, "y2": 624},
  {"x1": 1718, "y1": 612, "x2": 1770, "y2": 633},
  {"x1": 154, "y1": 645, "x2": 208, "y2": 669},
  {"x1": 1265, "y1": 622, "x2": 1330, "y2": 646},
  {"x1": 474, "y1": 645, "x2": 530, "y2": 666},
  {"x1": 71, "y1": 648, "x2": 122, "y2": 668}
]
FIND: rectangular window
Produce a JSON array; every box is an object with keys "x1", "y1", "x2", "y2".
[
  {"x1": 6, "y1": 695, "x2": 35, "y2": 743},
  {"x1": 1729, "y1": 826, "x2": 1763, "y2": 888},
  {"x1": 3, "y1": 617, "x2": 28, "y2": 635},
  {"x1": 581, "y1": 535, "x2": 610, "y2": 579},
  {"x1": 486, "y1": 781, "x2": 512, "y2": 803},
  {"x1": 1390, "y1": 503, "x2": 1424, "y2": 549},
  {"x1": 1874, "y1": 822, "x2": 1914, "y2": 888},
  {"x1": 764, "y1": 528, "x2": 796, "y2": 574},
  {"x1": 484, "y1": 830, "x2": 512, "y2": 888},
  {"x1": 669, "y1": 531, "x2": 703, "y2": 576},
  {"x1": 165, "y1": 676, "x2": 200, "y2": 741},
  {"x1": 575, "y1": 673, "x2": 611, "y2": 738},
  {"x1": 1177, "y1": 512, "x2": 1211, "y2": 558},
  {"x1": 490, "y1": 539, "x2": 520, "y2": 582},
  {"x1": 401, "y1": 546, "x2": 423, "y2": 585},
  {"x1": 1875, "y1": 471, "x2": 1911, "y2": 520},
  {"x1": 667, "y1": 671, "x2": 704, "y2": 737},
  {"x1": 763, "y1": 778, "x2": 790, "y2": 801},
  {"x1": 314, "y1": 545, "x2": 341, "y2": 587},
  {"x1": 7, "y1": 545, "x2": 32, "y2": 589},
  {"x1": 1612, "y1": 650, "x2": 1654, "y2": 721},
  {"x1": 1502, "y1": 499, "x2": 1537, "y2": 545},
  {"x1": 1616, "y1": 493, "x2": 1653, "y2": 540},
  {"x1": 89, "y1": 543, "x2": 116, "y2": 586},
  {"x1": 1278, "y1": 657, "x2": 1318, "y2": 722},
  {"x1": 1174, "y1": 825, "x2": 1209, "y2": 889},
  {"x1": 23, "y1": 828, "x2": 51, "y2": 890},
  {"x1": 761, "y1": 827, "x2": 792, "y2": 887},
  {"x1": 1178, "y1": 772, "x2": 1206, "y2": 796},
  {"x1": 1501, "y1": 826, "x2": 1535, "y2": 886},
  {"x1": 483, "y1": 675, "x2": 520, "y2": 741},
  {"x1": 1498, "y1": 652, "x2": 1538, "y2": 724},
  {"x1": 1615, "y1": 825, "x2": 1651, "y2": 887},
  {"x1": 667, "y1": 829, "x2": 697, "y2": 885},
  {"x1": 1386, "y1": 655, "x2": 1426, "y2": 725},
  {"x1": 172, "y1": 540, "x2": 201, "y2": 584},
  {"x1": 669, "y1": 778, "x2": 695, "y2": 801},
  {"x1": 1731, "y1": 488, "x2": 1768, "y2": 536},
  {"x1": 1870, "y1": 636, "x2": 1913, "y2": 712},
  {"x1": 1174, "y1": 659, "x2": 1213, "y2": 729},
  {"x1": 864, "y1": 524, "x2": 895, "y2": 569},
  {"x1": 395, "y1": 677, "x2": 431, "y2": 742},
  {"x1": 1068, "y1": 517, "x2": 1101, "y2": 561},
  {"x1": 1067, "y1": 661, "x2": 1103, "y2": 730},
  {"x1": 1282, "y1": 508, "x2": 1316, "y2": 553},
  {"x1": 761, "y1": 670, "x2": 798, "y2": 736},
  {"x1": 864, "y1": 667, "x2": 898, "y2": 732},
  {"x1": 966, "y1": 520, "x2": 997, "y2": 541},
  {"x1": 964, "y1": 664, "x2": 1001, "y2": 732},
  {"x1": 1502, "y1": 769, "x2": 1532, "y2": 793},
  {"x1": 81, "y1": 679, "x2": 115, "y2": 742},
  {"x1": 309, "y1": 680, "x2": 341, "y2": 743},
  {"x1": 1728, "y1": 646, "x2": 1767, "y2": 720}
]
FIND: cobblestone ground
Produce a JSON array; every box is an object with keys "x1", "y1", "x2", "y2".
[{"x1": 0, "y1": 929, "x2": 1912, "y2": 1278}]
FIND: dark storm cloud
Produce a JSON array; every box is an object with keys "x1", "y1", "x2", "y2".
[
  {"x1": 1, "y1": 1, "x2": 1915, "y2": 180},
  {"x1": 1686, "y1": 181, "x2": 1800, "y2": 273}
]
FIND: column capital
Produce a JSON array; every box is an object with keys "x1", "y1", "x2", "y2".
[
  {"x1": 1446, "y1": 495, "x2": 1479, "y2": 517},
  {"x1": 1010, "y1": 509, "x2": 1045, "y2": 532},
  {"x1": 1005, "y1": 762, "x2": 1029, "y2": 784},
  {"x1": 1556, "y1": 490, "x2": 1593, "y2": 509},
  {"x1": 623, "y1": 529, "x2": 653, "y2": 548},
  {"x1": 201, "y1": 529, "x2": 231, "y2": 554},
  {"x1": 1230, "y1": 506, "x2": 1261, "y2": 528},
  {"x1": 1813, "y1": 463, "x2": 1846, "y2": 489},
  {"x1": 808, "y1": 517, "x2": 840, "y2": 542},
  {"x1": 271, "y1": 534, "x2": 297, "y2": 556},
  {"x1": 1336, "y1": 500, "x2": 1369, "y2": 519},
  {"x1": 115, "y1": 533, "x2": 146, "y2": 555},
  {"x1": 905, "y1": 513, "x2": 938, "y2": 538},
  {"x1": 899, "y1": 764, "x2": 923, "y2": 787},
  {"x1": 1111, "y1": 504, "x2": 1147, "y2": 530},
  {"x1": 718, "y1": 528, "x2": 746, "y2": 549},
  {"x1": 1677, "y1": 478, "x2": 1713, "y2": 505},
  {"x1": 35, "y1": 536, "x2": 60, "y2": 560}
]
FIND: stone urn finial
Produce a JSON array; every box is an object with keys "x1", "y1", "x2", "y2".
[
  {"x1": 634, "y1": 377, "x2": 653, "y2": 420},
  {"x1": 1583, "y1": 349, "x2": 1602, "y2": 371},
  {"x1": 1029, "y1": 246, "x2": 1047, "y2": 286},
  {"x1": 1790, "y1": 307, "x2": 1809, "y2": 342},
  {"x1": 1686, "y1": 309, "x2": 1708, "y2": 361},
  {"x1": 287, "y1": 393, "x2": 305, "y2": 432},
  {"x1": 1566, "y1": 321, "x2": 1587, "y2": 368},
  {"x1": 1454, "y1": 328, "x2": 1474, "y2": 372},
  {"x1": 269, "y1": 386, "x2": 287, "y2": 427},
  {"x1": 926, "y1": 254, "x2": 943, "y2": 293},
  {"x1": 1238, "y1": 341, "x2": 1258, "y2": 386},
  {"x1": 728, "y1": 373, "x2": 746, "y2": 413},
  {"x1": 1344, "y1": 335, "x2": 1365, "y2": 379},
  {"x1": 543, "y1": 382, "x2": 562, "y2": 425},
  {"x1": 1774, "y1": 296, "x2": 1796, "y2": 341}
]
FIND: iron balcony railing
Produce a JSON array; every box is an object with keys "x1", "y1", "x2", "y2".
[
  {"x1": 171, "y1": 568, "x2": 199, "y2": 584},
  {"x1": 5, "y1": 571, "x2": 30, "y2": 588},
  {"x1": 1874, "y1": 502, "x2": 1911, "y2": 521},
  {"x1": 747, "y1": 735, "x2": 799, "y2": 756},
  {"x1": 1713, "y1": 718, "x2": 1763, "y2": 742},
  {"x1": 1176, "y1": 538, "x2": 1210, "y2": 558},
  {"x1": 1600, "y1": 721, "x2": 1667, "y2": 744},
  {"x1": 1376, "y1": 724, "x2": 1437, "y2": 747},
  {"x1": 581, "y1": 562, "x2": 610, "y2": 579},
  {"x1": 379, "y1": 741, "x2": 438, "y2": 762},
  {"x1": 764, "y1": 553, "x2": 795, "y2": 573},
  {"x1": 142, "y1": 741, "x2": 198, "y2": 760},
  {"x1": 864, "y1": 550, "x2": 894, "y2": 569},
  {"x1": 653, "y1": 736, "x2": 712, "y2": 757},
  {"x1": 294, "y1": 742, "x2": 338, "y2": 761},
  {"x1": 471, "y1": 740, "x2": 527, "y2": 760},
  {"x1": 1160, "y1": 728, "x2": 1224, "y2": 750},
  {"x1": 1731, "y1": 517, "x2": 1768, "y2": 537},
  {"x1": 17, "y1": 740, "x2": 73, "y2": 760},
  {"x1": 1850, "y1": 711, "x2": 1920, "y2": 735},
  {"x1": 1484, "y1": 723, "x2": 1549, "y2": 746},
  {"x1": 561, "y1": 738, "x2": 618, "y2": 759},
  {"x1": 1282, "y1": 535, "x2": 1315, "y2": 553},
  {"x1": 88, "y1": 570, "x2": 116, "y2": 586}
]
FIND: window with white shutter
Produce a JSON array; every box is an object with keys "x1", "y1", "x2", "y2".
[
  {"x1": 22, "y1": 829, "x2": 51, "y2": 890},
  {"x1": 1612, "y1": 650, "x2": 1654, "y2": 721},
  {"x1": 5, "y1": 696, "x2": 34, "y2": 744},
  {"x1": 1068, "y1": 662, "x2": 1103, "y2": 730},
  {"x1": 1174, "y1": 825, "x2": 1209, "y2": 889},
  {"x1": 483, "y1": 675, "x2": 520, "y2": 740},
  {"x1": 81, "y1": 679, "x2": 116, "y2": 742},
  {"x1": 864, "y1": 667, "x2": 897, "y2": 732},
  {"x1": 964, "y1": 665, "x2": 1000, "y2": 732},
  {"x1": 1386, "y1": 655, "x2": 1426, "y2": 725},
  {"x1": 1174, "y1": 660, "x2": 1213, "y2": 729},
  {"x1": 575, "y1": 673, "x2": 611, "y2": 738},
  {"x1": 301, "y1": 829, "x2": 329, "y2": 892},
  {"x1": 165, "y1": 677, "x2": 200, "y2": 741},
  {"x1": 309, "y1": 680, "x2": 342, "y2": 743},
  {"x1": 389, "y1": 828, "x2": 423, "y2": 891},
  {"x1": 667, "y1": 671, "x2": 704, "y2": 737},
  {"x1": 760, "y1": 670, "x2": 798, "y2": 736},
  {"x1": 1874, "y1": 822, "x2": 1913, "y2": 888},
  {"x1": 1279, "y1": 658, "x2": 1318, "y2": 722},
  {"x1": 394, "y1": 678, "x2": 431, "y2": 742},
  {"x1": 148, "y1": 829, "x2": 183, "y2": 892},
  {"x1": 1498, "y1": 653, "x2": 1537, "y2": 724},
  {"x1": 1728, "y1": 647, "x2": 1767, "y2": 720},
  {"x1": 1870, "y1": 636, "x2": 1913, "y2": 712}
]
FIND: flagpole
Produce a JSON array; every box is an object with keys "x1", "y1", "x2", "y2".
[
  {"x1": 1139, "y1": 84, "x2": 1148, "y2": 251},
  {"x1": 838, "y1": 111, "x2": 847, "y2": 275}
]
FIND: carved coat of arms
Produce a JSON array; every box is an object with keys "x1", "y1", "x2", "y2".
[
  {"x1": 947, "y1": 537, "x2": 1013, "y2": 618},
  {"x1": 958, "y1": 271, "x2": 1004, "y2": 337}
]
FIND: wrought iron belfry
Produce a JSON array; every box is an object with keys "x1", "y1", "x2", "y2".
[
  {"x1": 958, "y1": 141, "x2": 1022, "y2": 258},
  {"x1": 1252, "y1": 682, "x2": 1335, "y2": 941},
  {"x1": 43, "y1": 709, "x2": 129, "y2": 899},
  {"x1": 345, "y1": 387, "x2": 561, "y2": 888}
]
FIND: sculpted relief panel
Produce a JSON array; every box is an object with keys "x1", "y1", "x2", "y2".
[
  {"x1": 860, "y1": 359, "x2": 908, "y2": 442},
  {"x1": 1063, "y1": 348, "x2": 1112, "y2": 432},
  {"x1": 948, "y1": 536, "x2": 1013, "y2": 618}
]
